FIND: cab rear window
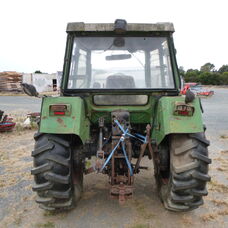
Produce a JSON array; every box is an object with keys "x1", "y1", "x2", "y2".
[{"x1": 93, "y1": 95, "x2": 148, "y2": 105}]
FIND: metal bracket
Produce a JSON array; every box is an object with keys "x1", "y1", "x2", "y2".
[
  {"x1": 134, "y1": 124, "x2": 153, "y2": 173},
  {"x1": 110, "y1": 183, "x2": 133, "y2": 204}
]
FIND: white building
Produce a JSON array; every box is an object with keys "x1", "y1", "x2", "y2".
[{"x1": 23, "y1": 72, "x2": 62, "y2": 93}]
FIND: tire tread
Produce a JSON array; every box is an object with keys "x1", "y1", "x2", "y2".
[
  {"x1": 32, "y1": 133, "x2": 75, "y2": 211},
  {"x1": 159, "y1": 133, "x2": 211, "y2": 212}
]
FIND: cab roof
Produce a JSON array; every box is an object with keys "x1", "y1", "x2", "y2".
[{"x1": 66, "y1": 22, "x2": 175, "y2": 33}]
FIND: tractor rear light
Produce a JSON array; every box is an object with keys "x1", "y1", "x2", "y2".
[
  {"x1": 49, "y1": 104, "x2": 71, "y2": 116},
  {"x1": 174, "y1": 102, "x2": 195, "y2": 116},
  {"x1": 50, "y1": 105, "x2": 67, "y2": 112},
  {"x1": 177, "y1": 110, "x2": 190, "y2": 116},
  {"x1": 54, "y1": 111, "x2": 65, "y2": 115}
]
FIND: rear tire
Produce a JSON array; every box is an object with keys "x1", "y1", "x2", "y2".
[
  {"x1": 157, "y1": 133, "x2": 211, "y2": 212},
  {"x1": 31, "y1": 133, "x2": 82, "y2": 210}
]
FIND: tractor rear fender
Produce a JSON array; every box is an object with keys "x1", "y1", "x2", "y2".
[
  {"x1": 152, "y1": 96, "x2": 204, "y2": 145},
  {"x1": 39, "y1": 97, "x2": 90, "y2": 144}
]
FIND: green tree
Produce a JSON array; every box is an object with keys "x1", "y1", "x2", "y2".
[
  {"x1": 184, "y1": 65, "x2": 228, "y2": 85},
  {"x1": 218, "y1": 65, "x2": 228, "y2": 73},
  {"x1": 200, "y1": 63, "x2": 215, "y2": 72},
  {"x1": 183, "y1": 69, "x2": 200, "y2": 82},
  {"x1": 220, "y1": 72, "x2": 228, "y2": 85},
  {"x1": 179, "y1": 66, "x2": 185, "y2": 75},
  {"x1": 34, "y1": 70, "x2": 42, "y2": 74},
  {"x1": 186, "y1": 69, "x2": 200, "y2": 74},
  {"x1": 198, "y1": 72, "x2": 221, "y2": 85}
]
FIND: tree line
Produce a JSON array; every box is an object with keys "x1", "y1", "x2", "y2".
[{"x1": 179, "y1": 63, "x2": 228, "y2": 85}]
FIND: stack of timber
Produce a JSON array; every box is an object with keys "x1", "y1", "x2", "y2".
[{"x1": 0, "y1": 71, "x2": 22, "y2": 92}]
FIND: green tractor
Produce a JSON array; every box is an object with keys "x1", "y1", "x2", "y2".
[{"x1": 22, "y1": 19, "x2": 211, "y2": 212}]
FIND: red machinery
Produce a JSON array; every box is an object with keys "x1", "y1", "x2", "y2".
[
  {"x1": 0, "y1": 110, "x2": 16, "y2": 132},
  {"x1": 181, "y1": 83, "x2": 214, "y2": 97}
]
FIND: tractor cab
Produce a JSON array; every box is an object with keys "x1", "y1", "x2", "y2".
[{"x1": 61, "y1": 20, "x2": 180, "y2": 100}]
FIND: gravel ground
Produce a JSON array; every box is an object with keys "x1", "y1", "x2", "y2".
[{"x1": 0, "y1": 88, "x2": 227, "y2": 228}]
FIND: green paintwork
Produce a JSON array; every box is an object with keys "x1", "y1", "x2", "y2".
[
  {"x1": 39, "y1": 94, "x2": 204, "y2": 147},
  {"x1": 39, "y1": 96, "x2": 90, "y2": 143},
  {"x1": 85, "y1": 96, "x2": 156, "y2": 124},
  {"x1": 152, "y1": 96, "x2": 204, "y2": 145},
  {"x1": 39, "y1": 22, "x2": 204, "y2": 146}
]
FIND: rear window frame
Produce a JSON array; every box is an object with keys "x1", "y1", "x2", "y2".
[{"x1": 92, "y1": 94, "x2": 149, "y2": 106}]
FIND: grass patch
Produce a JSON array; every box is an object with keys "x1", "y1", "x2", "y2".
[
  {"x1": 130, "y1": 224, "x2": 150, "y2": 228},
  {"x1": 35, "y1": 221, "x2": 55, "y2": 228},
  {"x1": 210, "y1": 199, "x2": 228, "y2": 207},
  {"x1": 215, "y1": 153, "x2": 228, "y2": 172},
  {"x1": 0, "y1": 152, "x2": 9, "y2": 161},
  {"x1": 208, "y1": 179, "x2": 228, "y2": 193},
  {"x1": 218, "y1": 209, "x2": 228, "y2": 216},
  {"x1": 214, "y1": 156, "x2": 228, "y2": 164},
  {"x1": 181, "y1": 215, "x2": 193, "y2": 225},
  {"x1": 43, "y1": 210, "x2": 62, "y2": 217},
  {"x1": 15, "y1": 122, "x2": 38, "y2": 132},
  {"x1": 132, "y1": 199, "x2": 155, "y2": 220},
  {"x1": 15, "y1": 123, "x2": 24, "y2": 132},
  {"x1": 0, "y1": 191, "x2": 8, "y2": 198},
  {"x1": 200, "y1": 213, "x2": 218, "y2": 222},
  {"x1": 200, "y1": 208, "x2": 228, "y2": 222},
  {"x1": 217, "y1": 166, "x2": 228, "y2": 172},
  {"x1": 43, "y1": 210, "x2": 67, "y2": 220},
  {"x1": 14, "y1": 217, "x2": 22, "y2": 225},
  {"x1": 43, "y1": 211, "x2": 57, "y2": 217},
  {"x1": 15, "y1": 116, "x2": 25, "y2": 123},
  {"x1": 220, "y1": 135, "x2": 228, "y2": 139}
]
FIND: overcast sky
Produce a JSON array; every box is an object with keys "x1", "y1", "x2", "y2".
[{"x1": 0, "y1": 0, "x2": 227, "y2": 73}]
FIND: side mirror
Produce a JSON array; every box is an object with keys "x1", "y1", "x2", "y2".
[
  {"x1": 21, "y1": 83, "x2": 39, "y2": 97},
  {"x1": 185, "y1": 89, "x2": 195, "y2": 104}
]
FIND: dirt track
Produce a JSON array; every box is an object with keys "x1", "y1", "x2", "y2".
[{"x1": 0, "y1": 88, "x2": 228, "y2": 228}]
